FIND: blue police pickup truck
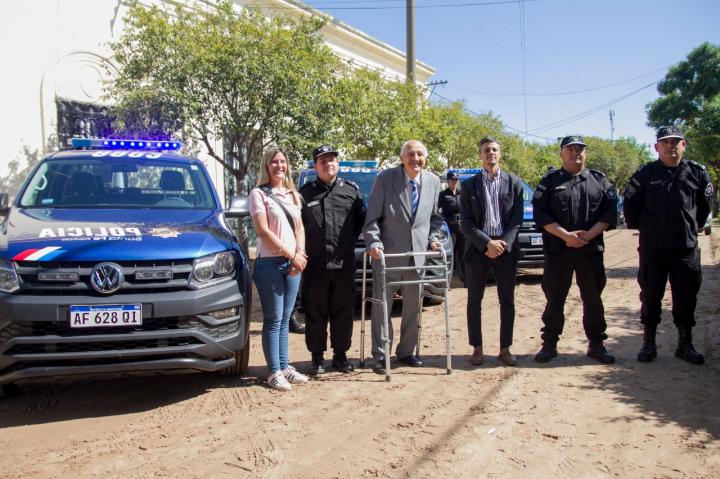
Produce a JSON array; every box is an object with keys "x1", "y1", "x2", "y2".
[
  {"x1": 446, "y1": 169, "x2": 545, "y2": 268},
  {"x1": 297, "y1": 161, "x2": 454, "y2": 301},
  {"x1": 0, "y1": 138, "x2": 252, "y2": 393}
]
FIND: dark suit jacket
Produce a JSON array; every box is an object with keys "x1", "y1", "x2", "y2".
[{"x1": 459, "y1": 170, "x2": 524, "y2": 256}]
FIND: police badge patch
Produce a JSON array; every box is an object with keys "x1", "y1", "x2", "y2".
[{"x1": 706, "y1": 183, "x2": 714, "y2": 197}]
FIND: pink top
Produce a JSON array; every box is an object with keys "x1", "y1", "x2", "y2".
[{"x1": 249, "y1": 187, "x2": 301, "y2": 258}]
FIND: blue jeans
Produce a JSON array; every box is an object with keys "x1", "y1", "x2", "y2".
[{"x1": 253, "y1": 257, "x2": 301, "y2": 374}]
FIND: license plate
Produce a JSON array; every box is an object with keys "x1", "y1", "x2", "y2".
[
  {"x1": 531, "y1": 235, "x2": 543, "y2": 246},
  {"x1": 69, "y1": 304, "x2": 142, "y2": 328}
]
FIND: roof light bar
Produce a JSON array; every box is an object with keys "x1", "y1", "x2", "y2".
[
  {"x1": 338, "y1": 160, "x2": 378, "y2": 168},
  {"x1": 70, "y1": 138, "x2": 182, "y2": 151},
  {"x1": 448, "y1": 168, "x2": 483, "y2": 174}
]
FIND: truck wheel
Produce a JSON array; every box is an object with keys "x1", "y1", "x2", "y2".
[{"x1": 220, "y1": 336, "x2": 250, "y2": 376}]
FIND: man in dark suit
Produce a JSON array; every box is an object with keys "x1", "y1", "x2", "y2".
[
  {"x1": 460, "y1": 137, "x2": 524, "y2": 366},
  {"x1": 363, "y1": 140, "x2": 445, "y2": 374}
]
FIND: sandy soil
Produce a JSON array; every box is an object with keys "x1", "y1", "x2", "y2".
[{"x1": 0, "y1": 229, "x2": 718, "y2": 478}]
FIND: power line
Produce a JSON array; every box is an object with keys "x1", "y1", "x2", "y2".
[
  {"x1": 448, "y1": 66, "x2": 669, "y2": 96},
  {"x1": 268, "y1": 0, "x2": 535, "y2": 11},
  {"x1": 528, "y1": 80, "x2": 659, "y2": 134},
  {"x1": 429, "y1": 91, "x2": 556, "y2": 142}
]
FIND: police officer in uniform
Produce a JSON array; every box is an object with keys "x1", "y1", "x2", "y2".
[
  {"x1": 623, "y1": 126, "x2": 713, "y2": 365},
  {"x1": 532, "y1": 135, "x2": 618, "y2": 364},
  {"x1": 438, "y1": 171, "x2": 465, "y2": 282},
  {"x1": 299, "y1": 145, "x2": 366, "y2": 374}
]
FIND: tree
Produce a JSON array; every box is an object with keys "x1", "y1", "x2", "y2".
[
  {"x1": 328, "y1": 68, "x2": 424, "y2": 167},
  {"x1": 108, "y1": 1, "x2": 340, "y2": 190},
  {"x1": 0, "y1": 136, "x2": 59, "y2": 200},
  {"x1": 646, "y1": 42, "x2": 720, "y2": 203},
  {"x1": 414, "y1": 101, "x2": 503, "y2": 173}
]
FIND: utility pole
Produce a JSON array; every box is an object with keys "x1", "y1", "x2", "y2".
[
  {"x1": 406, "y1": 0, "x2": 415, "y2": 83},
  {"x1": 609, "y1": 109, "x2": 615, "y2": 142}
]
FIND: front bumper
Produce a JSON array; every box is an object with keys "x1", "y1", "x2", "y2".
[{"x1": 0, "y1": 280, "x2": 248, "y2": 385}]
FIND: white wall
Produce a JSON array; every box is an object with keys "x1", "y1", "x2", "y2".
[{"x1": 0, "y1": 0, "x2": 434, "y2": 197}]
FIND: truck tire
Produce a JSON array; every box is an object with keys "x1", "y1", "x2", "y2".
[{"x1": 220, "y1": 336, "x2": 250, "y2": 376}]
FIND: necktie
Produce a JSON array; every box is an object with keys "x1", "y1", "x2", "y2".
[{"x1": 410, "y1": 179, "x2": 419, "y2": 216}]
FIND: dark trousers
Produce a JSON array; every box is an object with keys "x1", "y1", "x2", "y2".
[
  {"x1": 301, "y1": 268, "x2": 355, "y2": 356},
  {"x1": 541, "y1": 250, "x2": 608, "y2": 344},
  {"x1": 448, "y1": 221, "x2": 465, "y2": 280},
  {"x1": 638, "y1": 247, "x2": 701, "y2": 328},
  {"x1": 465, "y1": 248, "x2": 517, "y2": 349}
]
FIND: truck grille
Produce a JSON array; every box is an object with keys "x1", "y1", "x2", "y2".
[
  {"x1": 13, "y1": 259, "x2": 193, "y2": 295},
  {"x1": 6, "y1": 337, "x2": 204, "y2": 355},
  {"x1": 0, "y1": 317, "x2": 241, "y2": 343}
]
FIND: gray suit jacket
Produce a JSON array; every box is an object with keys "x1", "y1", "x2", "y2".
[{"x1": 363, "y1": 165, "x2": 444, "y2": 267}]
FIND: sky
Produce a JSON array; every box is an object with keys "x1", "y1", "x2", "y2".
[{"x1": 301, "y1": 0, "x2": 720, "y2": 149}]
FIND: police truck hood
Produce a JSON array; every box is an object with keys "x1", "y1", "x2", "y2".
[{"x1": 2, "y1": 208, "x2": 235, "y2": 262}]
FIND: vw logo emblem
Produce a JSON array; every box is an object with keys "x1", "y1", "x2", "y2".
[{"x1": 90, "y1": 262, "x2": 124, "y2": 294}]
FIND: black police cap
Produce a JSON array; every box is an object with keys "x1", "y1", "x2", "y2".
[
  {"x1": 560, "y1": 135, "x2": 586, "y2": 149},
  {"x1": 446, "y1": 171, "x2": 460, "y2": 181},
  {"x1": 312, "y1": 144, "x2": 339, "y2": 160},
  {"x1": 656, "y1": 125, "x2": 684, "y2": 141}
]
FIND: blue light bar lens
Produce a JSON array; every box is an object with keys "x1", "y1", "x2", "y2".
[
  {"x1": 70, "y1": 138, "x2": 182, "y2": 151},
  {"x1": 338, "y1": 160, "x2": 378, "y2": 168}
]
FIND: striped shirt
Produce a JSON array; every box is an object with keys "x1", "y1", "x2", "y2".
[{"x1": 481, "y1": 169, "x2": 503, "y2": 237}]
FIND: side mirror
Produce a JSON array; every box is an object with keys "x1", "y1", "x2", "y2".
[
  {"x1": 0, "y1": 193, "x2": 9, "y2": 216},
  {"x1": 224, "y1": 195, "x2": 250, "y2": 218}
]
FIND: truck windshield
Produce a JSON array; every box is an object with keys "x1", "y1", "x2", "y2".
[
  {"x1": 19, "y1": 157, "x2": 216, "y2": 209},
  {"x1": 298, "y1": 170, "x2": 377, "y2": 203}
]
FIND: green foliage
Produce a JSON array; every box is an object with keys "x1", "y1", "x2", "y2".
[
  {"x1": 646, "y1": 42, "x2": 720, "y2": 188},
  {"x1": 327, "y1": 68, "x2": 424, "y2": 167},
  {"x1": 108, "y1": 1, "x2": 340, "y2": 189},
  {"x1": 0, "y1": 137, "x2": 58, "y2": 199},
  {"x1": 414, "y1": 101, "x2": 503, "y2": 172}
]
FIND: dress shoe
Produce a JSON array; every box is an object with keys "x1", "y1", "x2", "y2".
[
  {"x1": 470, "y1": 346, "x2": 484, "y2": 365},
  {"x1": 498, "y1": 347, "x2": 517, "y2": 366},
  {"x1": 587, "y1": 341, "x2": 615, "y2": 364},
  {"x1": 331, "y1": 353, "x2": 355, "y2": 373},
  {"x1": 397, "y1": 355, "x2": 423, "y2": 367},
  {"x1": 289, "y1": 314, "x2": 305, "y2": 334},
  {"x1": 309, "y1": 353, "x2": 325, "y2": 375},
  {"x1": 534, "y1": 343, "x2": 558, "y2": 363},
  {"x1": 372, "y1": 358, "x2": 387, "y2": 375}
]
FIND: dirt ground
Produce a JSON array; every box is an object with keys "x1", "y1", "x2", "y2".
[{"x1": 0, "y1": 228, "x2": 718, "y2": 478}]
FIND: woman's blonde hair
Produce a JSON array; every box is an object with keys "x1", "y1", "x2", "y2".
[{"x1": 256, "y1": 146, "x2": 301, "y2": 204}]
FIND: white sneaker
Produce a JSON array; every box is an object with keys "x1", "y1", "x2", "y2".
[
  {"x1": 283, "y1": 365, "x2": 308, "y2": 384},
  {"x1": 267, "y1": 370, "x2": 292, "y2": 391}
]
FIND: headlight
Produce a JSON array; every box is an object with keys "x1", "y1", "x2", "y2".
[
  {"x1": 0, "y1": 259, "x2": 20, "y2": 293},
  {"x1": 190, "y1": 251, "x2": 236, "y2": 288}
]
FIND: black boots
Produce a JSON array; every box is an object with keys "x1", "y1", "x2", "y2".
[
  {"x1": 534, "y1": 342, "x2": 558, "y2": 363},
  {"x1": 587, "y1": 341, "x2": 616, "y2": 364},
  {"x1": 289, "y1": 310, "x2": 305, "y2": 334},
  {"x1": 331, "y1": 353, "x2": 355, "y2": 373},
  {"x1": 637, "y1": 324, "x2": 657, "y2": 362},
  {"x1": 675, "y1": 327, "x2": 705, "y2": 365},
  {"x1": 309, "y1": 353, "x2": 325, "y2": 375}
]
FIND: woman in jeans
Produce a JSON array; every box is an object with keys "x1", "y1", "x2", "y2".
[{"x1": 249, "y1": 147, "x2": 309, "y2": 391}]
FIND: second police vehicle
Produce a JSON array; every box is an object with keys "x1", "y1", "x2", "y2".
[
  {"x1": 446, "y1": 168, "x2": 545, "y2": 268},
  {"x1": 0, "y1": 138, "x2": 252, "y2": 393},
  {"x1": 297, "y1": 160, "x2": 454, "y2": 302}
]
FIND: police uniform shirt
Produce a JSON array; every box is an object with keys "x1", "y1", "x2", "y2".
[
  {"x1": 623, "y1": 160, "x2": 713, "y2": 249},
  {"x1": 532, "y1": 168, "x2": 617, "y2": 253},
  {"x1": 438, "y1": 187, "x2": 460, "y2": 223},
  {"x1": 299, "y1": 177, "x2": 366, "y2": 270}
]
